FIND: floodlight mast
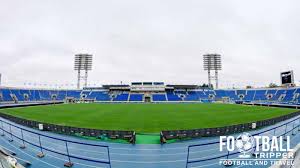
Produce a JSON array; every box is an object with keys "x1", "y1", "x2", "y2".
[
  {"x1": 74, "y1": 54, "x2": 93, "y2": 89},
  {"x1": 203, "y1": 54, "x2": 222, "y2": 89}
]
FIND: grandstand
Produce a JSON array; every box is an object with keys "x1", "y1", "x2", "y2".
[
  {"x1": 1, "y1": 82, "x2": 300, "y2": 167},
  {"x1": 1, "y1": 82, "x2": 300, "y2": 105},
  {"x1": 1, "y1": 82, "x2": 300, "y2": 168}
]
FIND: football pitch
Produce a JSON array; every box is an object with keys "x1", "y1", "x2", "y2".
[{"x1": 0, "y1": 103, "x2": 297, "y2": 133}]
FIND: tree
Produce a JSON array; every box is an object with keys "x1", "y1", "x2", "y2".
[
  {"x1": 268, "y1": 83, "x2": 278, "y2": 88},
  {"x1": 200, "y1": 83, "x2": 213, "y2": 89}
]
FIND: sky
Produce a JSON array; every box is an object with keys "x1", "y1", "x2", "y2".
[{"x1": 0, "y1": 0, "x2": 299, "y2": 89}]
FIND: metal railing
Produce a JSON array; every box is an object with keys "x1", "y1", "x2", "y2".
[
  {"x1": 0, "y1": 118, "x2": 111, "y2": 168},
  {"x1": 186, "y1": 116, "x2": 300, "y2": 168}
]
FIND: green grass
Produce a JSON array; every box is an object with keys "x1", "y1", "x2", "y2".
[
  {"x1": 135, "y1": 134, "x2": 161, "y2": 144},
  {"x1": 0, "y1": 103, "x2": 297, "y2": 133}
]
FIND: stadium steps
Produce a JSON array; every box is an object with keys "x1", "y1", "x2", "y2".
[
  {"x1": 165, "y1": 93, "x2": 169, "y2": 101},
  {"x1": 127, "y1": 93, "x2": 130, "y2": 102}
]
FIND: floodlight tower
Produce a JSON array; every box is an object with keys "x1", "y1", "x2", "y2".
[
  {"x1": 203, "y1": 54, "x2": 222, "y2": 89},
  {"x1": 74, "y1": 54, "x2": 93, "y2": 89}
]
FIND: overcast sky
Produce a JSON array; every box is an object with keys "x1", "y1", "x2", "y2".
[{"x1": 0, "y1": 0, "x2": 299, "y2": 89}]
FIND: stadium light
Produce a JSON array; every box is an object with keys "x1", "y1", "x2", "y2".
[
  {"x1": 203, "y1": 54, "x2": 222, "y2": 89},
  {"x1": 74, "y1": 54, "x2": 93, "y2": 89}
]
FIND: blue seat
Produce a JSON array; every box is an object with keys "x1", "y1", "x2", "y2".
[
  {"x1": 88, "y1": 91, "x2": 111, "y2": 101},
  {"x1": 39, "y1": 90, "x2": 51, "y2": 100},
  {"x1": 244, "y1": 90, "x2": 255, "y2": 101},
  {"x1": 152, "y1": 94, "x2": 166, "y2": 101},
  {"x1": 271, "y1": 90, "x2": 285, "y2": 101},
  {"x1": 1, "y1": 89, "x2": 13, "y2": 101},
  {"x1": 114, "y1": 93, "x2": 129, "y2": 101},
  {"x1": 129, "y1": 94, "x2": 144, "y2": 101},
  {"x1": 10, "y1": 89, "x2": 24, "y2": 101},
  {"x1": 282, "y1": 89, "x2": 296, "y2": 102},
  {"x1": 184, "y1": 92, "x2": 199, "y2": 101},
  {"x1": 215, "y1": 90, "x2": 227, "y2": 99},
  {"x1": 166, "y1": 91, "x2": 181, "y2": 101},
  {"x1": 253, "y1": 90, "x2": 267, "y2": 101},
  {"x1": 196, "y1": 91, "x2": 209, "y2": 100},
  {"x1": 57, "y1": 91, "x2": 67, "y2": 100},
  {"x1": 226, "y1": 90, "x2": 239, "y2": 100},
  {"x1": 66, "y1": 90, "x2": 81, "y2": 99}
]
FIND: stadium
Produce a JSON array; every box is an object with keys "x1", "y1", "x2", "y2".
[
  {"x1": 1, "y1": 65, "x2": 300, "y2": 168},
  {"x1": 1, "y1": 1, "x2": 300, "y2": 168}
]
